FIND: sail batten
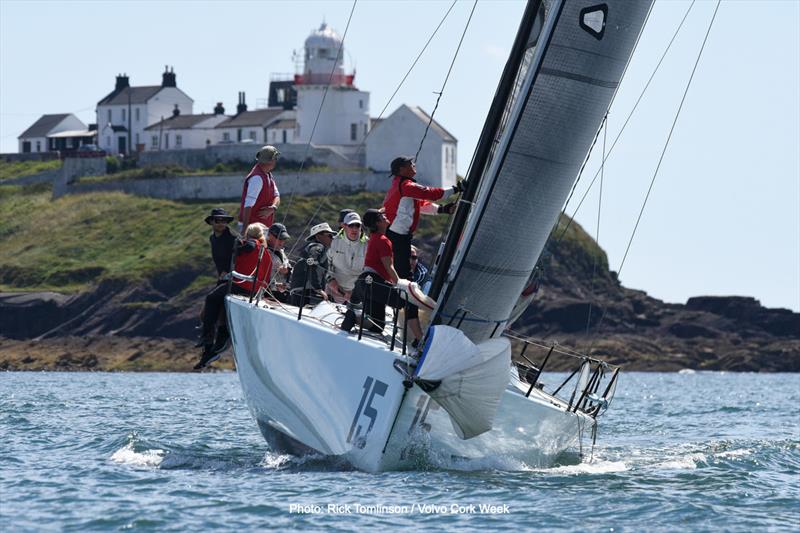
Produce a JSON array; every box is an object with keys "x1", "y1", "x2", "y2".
[{"x1": 433, "y1": 0, "x2": 653, "y2": 343}]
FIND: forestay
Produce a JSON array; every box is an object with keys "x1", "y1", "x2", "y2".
[{"x1": 433, "y1": 0, "x2": 653, "y2": 342}]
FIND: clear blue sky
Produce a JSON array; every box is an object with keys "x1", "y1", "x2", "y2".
[{"x1": 1, "y1": 0, "x2": 798, "y2": 311}]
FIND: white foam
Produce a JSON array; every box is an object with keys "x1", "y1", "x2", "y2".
[
  {"x1": 655, "y1": 452, "x2": 705, "y2": 470},
  {"x1": 544, "y1": 460, "x2": 628, "y2": 475},
  {"x1": 716, "y1": 448, "x2": 752, "y2": 459},
  {"x1": 110, "y1": 442, "x2": 165, "y2": 468}
]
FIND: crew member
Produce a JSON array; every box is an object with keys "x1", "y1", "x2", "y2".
[
  {"x1": 195, "y1": 223, "x2": 272, "y2": 370},
  {"x1": 239, "y1": 145, "x2": 281, "y2": 233},
  {"x1": 340, "y1": 209, "x2": 403, "y2": 334},
  {"x1": 205, "y1": 207, "x2": 236, "y2": 282},
  {"x1": 266, "y1": 223, "x2": 292, "y2": 302},
  {"x1": 326, "y1": 211, "x2": 366, "y2": 303},
  {"x1": 383, "y1": 156, "x2": 463, "y2": 342},
  {"x1": 288, "y1": 222, "x2": 336, "y2": 307}
]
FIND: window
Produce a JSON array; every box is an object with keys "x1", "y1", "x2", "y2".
[
  {"x1": 223, "y1": 132, "x2": 230, "y2": 141},
  {"x1": 135, "y1": 133, "x2": 140, "y2": 146},
  {"x1": 249, "y1": 130, "x2": 256, "y2": 141},
  {"x1": 363, "y1": 123, "x2": 367, "y2": 136},
  {"x1": 135, "y1": 108, "x2": 140, "y2": 122},
  {"x1": 165, "y1": 134, "x2": 169, "y2": 149},
  {"x1": 350, "y1": 123, "x2": 357, "y2": 141},
  {"x1": 282, "y1": 130, "x2": 287, "y2": 144},
  {"x1": 176, "y1": 134, "x2": 182, "y2": 148},
  {"x1": 271, "y1": 131, "x2": 277, "y2": 142},
  {"x1": 122, "y1": 109, "x2": 126, "y2": 122},
  {"x1": 107, "y1": 109, "x2": 112, "y2": 123},
  {"x1": 36, "y1": 140, "x2": 41, "y2": 152},
  {"x1": 359, "y1": 99, "x2": 363, "y2": 109},
  {"x1": 151, "y1": 135, "x2": 158, "y2": 148}
]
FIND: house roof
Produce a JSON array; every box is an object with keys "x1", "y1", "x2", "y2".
[
  {"x1": 144, "y1": 113, "x2": 223, "y2": 131},
  {"x1": 97, "y1": 85, "x2": 163, "y2": 106},
  {"x1": 268, "y1": 119, "x2": 296, "y2": 129},
  {"x1": 47, "y1": 129, "x2": 96, "y2": 138},
  {"x1": 406, "y1": 105, "x2": 457, "y2": 142},
  {"x1": 215, "y1": 108, "x2": 284, "y2": 129},
  {"x1": 18, "y1": 114, "x2": 71, "y2": 139}
]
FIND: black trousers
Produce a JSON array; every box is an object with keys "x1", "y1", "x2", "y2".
[
  {"x1": 202, "y1": 283, "x2": 247, "y2": 341},
  {"x1": 386, "y1": 229, "x2": 418, "y2": 320},
  {"x1": 349, "y1": 272, "x2": 404, "y2": 332}
]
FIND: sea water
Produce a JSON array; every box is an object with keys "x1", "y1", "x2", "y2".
[{"x1": 1, "y1": 371, "x2": 798, "y2": 531}]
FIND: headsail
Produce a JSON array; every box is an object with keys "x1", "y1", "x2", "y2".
[{"x1": 431, "y1": 0, "x2": 653, "y2": 342}]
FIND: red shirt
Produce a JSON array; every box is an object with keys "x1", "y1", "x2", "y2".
[
  {"x1": 239, "y1": 165, "x2": 280, "y2": 228},
  {"x1": 232, "y1": 240, "x2": 272, "y2": 293},
  {"x1": 364, "y1": 232, "x2": 393, "y2": 282}
]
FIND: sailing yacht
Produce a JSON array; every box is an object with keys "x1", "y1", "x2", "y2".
[{"x1": 226, "y1": 0, "x2": 652, "y2": 472}]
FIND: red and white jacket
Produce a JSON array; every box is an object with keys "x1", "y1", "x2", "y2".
[
  {"x1": 232, "y1": 239, "x2": 272, "y2": 293},
  {"x1": 382, "y1": 176, "x2": 445, "y2": 235},
  {"x1": 239, "y1": 165, "x2": 280, "y2": 228}
]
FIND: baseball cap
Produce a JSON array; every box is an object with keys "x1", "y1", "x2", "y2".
[
  {"x1": 268, "y1": 223, "x2": 290, "y2": 240},
  {"x1": 343, "y1": 212, "x2": 362, "y2": 226},
  {"x1": 256, "y1": 145, "x2": 280, "y2": 163}
]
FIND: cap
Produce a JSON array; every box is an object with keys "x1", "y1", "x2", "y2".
[
  {"x1": 390, "y1": 156, "x2": 414, "y2": 175},
  {"x1": 256, "y1": 145, "x2": 280, "y2": 163},
  {"x1": 338, "y1": 208, "x2": 355, "y2": 224},
  {"x1": 268, "y1": 223, "x2": 290, "y2": 240},
  {"x1": 362, "y1": 208, "x2": 382, "y2": 231},
  {"x1": 343, "y1": 212, "x2": 362, "y2": 226}
]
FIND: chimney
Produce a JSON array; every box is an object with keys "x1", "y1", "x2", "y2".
[
  {"x1": 115, "y1": 73, "x2": 130, "y2": 91},
  {"x1": 162, "y1": 65, "x2": 176, "y2": 87},
  {"x1": 236, "y1": 91, "x2": 248, "y2": 114},
  {"x1": 213, "y1": 102, "x2": 225, "y2": 115},
  {"x1": 172, "y1": 104, "x2": 180, "y2": 117}
]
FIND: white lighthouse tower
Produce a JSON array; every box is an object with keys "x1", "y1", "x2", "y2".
[{"x1": 294, "y1": 22, "x2": 370, "y2": 148}]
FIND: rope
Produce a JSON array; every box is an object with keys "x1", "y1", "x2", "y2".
[
  {"x1": 585, "y1": 0, "x2": 722, "y2": 355},
  {"x1": 284, "y1": 1, "x2": 462, "y2": 258},
  {"x1": 414, "y1": 0, "x2": 478, "y2": 161},
  {"x1": 280, "y1": 0, "x2": 358, "y2": 226}
]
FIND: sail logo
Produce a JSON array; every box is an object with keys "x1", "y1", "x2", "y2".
[{"x1": 347, "y1": 376, "x2": 388, "y2": 449}]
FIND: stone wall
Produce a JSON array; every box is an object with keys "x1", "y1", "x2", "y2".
[
  {"x1": 60, "y1": 170, "x2": 387, "y2": 200},
  {"x1": 52, "y1": 158, "x2": 107, "y2": 198},
  {"x1": 138, "y1": 143, "x2": 360, "y2": 170}
]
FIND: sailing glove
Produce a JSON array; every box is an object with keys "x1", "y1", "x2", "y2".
[
  {"x1": 437, "y1": 202, "x2": 457, "y2": 215},
  {"x1": 451, "y1": 180, "x2": 467, "y2": 194}
]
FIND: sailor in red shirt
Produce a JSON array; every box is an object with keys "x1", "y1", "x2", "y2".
[
  {"x1": 238, "y1": 145, "x2": 281, "y2": 233},
  {"x1": 382, "y1": 156, "x2": 463, "y2": 343}
]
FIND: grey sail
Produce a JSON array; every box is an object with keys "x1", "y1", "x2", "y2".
[{"x1": 433, "y1": 0, "x2": 652, "y2": 342}]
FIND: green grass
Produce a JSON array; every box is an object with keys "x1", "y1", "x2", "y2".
[
  {"x1": 0, "y1": 159, "x2": 62, "y2": 181},
  {"x1": 0, "y1": 186, "x2": 436, "y2": 292}
]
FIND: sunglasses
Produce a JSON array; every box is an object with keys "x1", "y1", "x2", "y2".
[
  {"x1": 347, "y1": 223, "x2": 361, "y2": 228},
  {"x1": 212, "y1": 218, "x2": 228, "y2": 223}
]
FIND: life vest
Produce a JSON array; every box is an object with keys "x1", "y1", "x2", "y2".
[
  {"x1": 239, "y1": 165, "x2": 279, "y2": 228},
  {"x1": 232, "y1": 240, "x2": 272, "y2": 293}
]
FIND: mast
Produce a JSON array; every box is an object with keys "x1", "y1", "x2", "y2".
[{"x1": 428, "y1": 0, "x2": 544, "y2": 303}]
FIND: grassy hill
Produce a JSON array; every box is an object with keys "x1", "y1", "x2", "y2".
[{"x1": 0, "y1": 183, "x2": 452, "y2": 293}]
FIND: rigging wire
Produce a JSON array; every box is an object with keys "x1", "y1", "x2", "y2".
[
  {"x1": 414, "y1": 0, "x2": 478, "y2": 161},
  {"x1": 584, "y1": 115, "x2": 607, "y2": 337},
  {"x1": 586, "y1": 0, "x2": 722, "y2": 355},
  {"x1": 280, "y1": 0, "x2": 358, "y2": 227}
]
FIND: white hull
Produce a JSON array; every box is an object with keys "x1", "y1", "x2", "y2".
[{"x1": 227, "y1": 295, "x2": 594, "y2": 472}]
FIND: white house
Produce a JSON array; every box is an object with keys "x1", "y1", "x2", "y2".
[
  {"x1": 96, "y1": 67, "x2": 193, "y2": 155},
  {"x1": 144, "y1": 107, "x2": 229, "y2": 151},
  {"x1": 267, "y1": 118, "x2": 296, "y2": 145},
  {"x1": 366, "y1": 104, "x2": 457, "y2": 188},
  {"x1": 17, "y1": 114, "x2": 87, "y2": 153},
  {"x1": 214, "y1": 96, "x2": 289, "y2": 145},
  {"x1": 294, "y1": 23, "x2": 370, "y2": 146}
]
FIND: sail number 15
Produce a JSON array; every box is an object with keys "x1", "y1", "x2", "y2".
[{"x1": 347, "y1": 376, "x2": 388, "y2": 449}]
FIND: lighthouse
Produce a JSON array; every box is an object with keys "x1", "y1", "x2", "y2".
[{"x1": 294, "y1": 22, "x2": 370, "y2": 147}]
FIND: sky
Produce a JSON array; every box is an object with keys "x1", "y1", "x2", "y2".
[{"x1": 1, "y1": 0, "x2": 798, "y2": 311}]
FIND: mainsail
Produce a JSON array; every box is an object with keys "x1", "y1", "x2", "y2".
[{"x1": 431, "y1": 0, "x2": 653, "y2": 343}]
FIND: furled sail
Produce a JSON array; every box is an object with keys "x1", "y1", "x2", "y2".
[
  {"x1": 432, "y1": 0, "x2": 652, "y2": 343},
  {"x1": 415, "y1": 326, "x2": 511, "y2": 439}
]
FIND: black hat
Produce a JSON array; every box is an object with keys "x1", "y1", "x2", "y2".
[
  {"x1": 362, "y1": 208, "x2": 382, "y2": 232},
  {"x1": 205, "y1": 207, "x2": 234, "y2": 225},
  {"x1": 338, "y1": 208, "x2": 355, "y2": 224},
  {"x1": 390, "y1": 156, "x2": 414, "y2": 175},
  {"x1": 268, "y1": 223, "x2": 291, "y2": 240}
]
